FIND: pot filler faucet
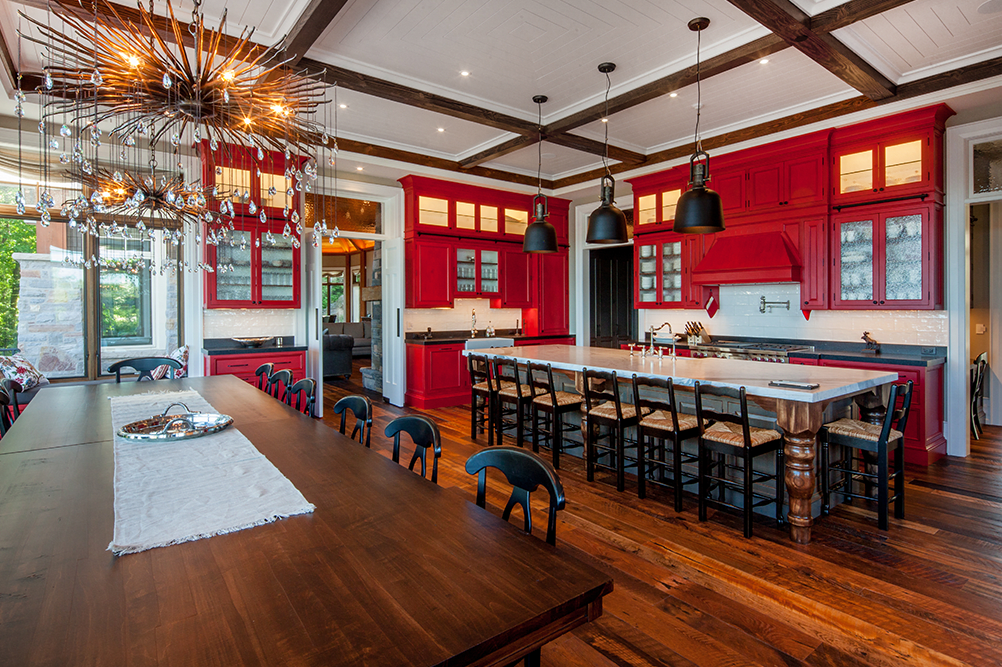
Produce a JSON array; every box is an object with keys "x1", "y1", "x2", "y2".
[{"x1": 648, "y1": 322, "x2": 674, "y2": 358}]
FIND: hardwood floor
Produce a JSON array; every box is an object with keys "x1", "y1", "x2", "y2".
[{"x1": 323, "y1": 363, "x2": 1002, "y2": 667}]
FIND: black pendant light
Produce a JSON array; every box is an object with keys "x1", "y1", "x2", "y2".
[
  {"x1": 673, "y1": 18, "x2": 725, "y2": 235},
  {"x1": 523, "y1": 95, "x2": 558, "y2": 253},
  {"x1": 586, "y1": 62, "x2": 630, "y2": 244}
]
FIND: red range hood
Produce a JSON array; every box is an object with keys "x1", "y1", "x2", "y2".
[{"x1": 691, "y1": 232, "x2": 802, "y2": 285}]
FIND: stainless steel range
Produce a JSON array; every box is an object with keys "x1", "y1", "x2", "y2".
[{"x1": 689, "y1": 341, "x2": 814, "y2": 363}]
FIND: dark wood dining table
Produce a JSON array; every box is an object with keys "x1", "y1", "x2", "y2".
[{"x1": 0, "y1": 375, "x2": 612, "y2": 666}]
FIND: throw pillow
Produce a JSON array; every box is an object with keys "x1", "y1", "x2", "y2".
[
  {"x1": 0, "y1": 354, "x2": 50, "y2": 391},
  {"x1": 151, "y1": 345, "x2": 190, "y2": 380}
]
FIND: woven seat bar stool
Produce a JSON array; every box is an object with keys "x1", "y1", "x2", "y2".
[
  {"x1": 491, "y1": 357, "x2": 533, "y2": 448},
  {"x1": 820, "y1": 380, "x2": 913, "y2": 530},
  {"x1": 527, "y1": 362, "x2": 583, "y2": 469},
  {"x1": 468, "y1": 353, "x2": 493, "y2": 446},
  {"x1": 632, "y1": 374, "x2": 701, "y2": 510},
  {"x1": 694, "y1": 382, "x2": 785, "y2": 538},
  {"x1": 582, "y1": 368, "x2": 639, "y2": 493}
]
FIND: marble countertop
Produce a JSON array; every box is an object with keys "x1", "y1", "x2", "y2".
[
  {"x1": 405, "y1": 331, "x2": 573, "y2": 345},
  {"x1": 469, "y1": 345, "x2": 898, "y2": 405}
]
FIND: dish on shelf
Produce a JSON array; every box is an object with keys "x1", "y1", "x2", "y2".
[{"x1": 231, "y1": 336, "x2": 275, "y2": 347}]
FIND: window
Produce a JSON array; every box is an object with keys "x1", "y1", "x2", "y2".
[
  {"x1": 323, "y1": 270, "x2": 345, "y2": 323},
  {"x1": 99, "y1": 235, "x2": 153, "y2": 346}
]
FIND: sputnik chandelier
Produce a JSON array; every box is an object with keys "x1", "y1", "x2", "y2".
[{"x1": 14, "y1": 0, "x2": 335, "y2": 275}]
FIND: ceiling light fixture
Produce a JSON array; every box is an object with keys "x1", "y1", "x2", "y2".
[
  {"x1": 759, "y1": 58, "x2": 769, "y2": 64},
  {"x1": 673, "y1": 18, "x2": 725, "y2": 235},
  {"x1": 523, "y1": 94, "x2": 557, "y2": 254},
  {"x1": 670, "y1": 92, "x2": 678, "y2": 97},
  {"x1": 340, "y1": 103, "x2": 348, "y2": 109},
  {"x1": 460, "y1": 71, "x2": 470, "y2": 76},
  {"x1": 437, "y1": 127, "x2": 445, "y2": 132},
  {"x1": 356, "y1": 166, "x2": 364, "y2": 171},
  {"x1": 586, "y1": 62, "x2": 629, "y2": 245}
]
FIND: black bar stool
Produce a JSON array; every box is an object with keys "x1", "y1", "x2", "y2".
[
  {"x1": 694, "y1": 382, "x2": 785, "y2": 538},
  {"x1": 820, "y1": 380, "x2": 913, "y2": 530},
  {"x1": 467, "y1": 353, "x2": 493, "y2": 445},
  {"x1": 582, "y1": 368, "x2": 639, "y2": 493},
  {"x1": 527, "y1": 362, "x2": 582, "y2": 469},
  {"x1": 491, "y1": 357, "x2": 532, "y2": 448},
  {"x1": 632, "y1": 374, "x2": 700, "y2": 511}
]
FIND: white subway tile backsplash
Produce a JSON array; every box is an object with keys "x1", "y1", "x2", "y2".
[
  {"x1": 203, "y1": 309, "x2": 297, "y2": 338},
  {"x1": 637, "y1": 284, "x2": 947, "y2": 345},
  {"x1": 405, "y1": 298, "x2": 522, "y2": 333}
]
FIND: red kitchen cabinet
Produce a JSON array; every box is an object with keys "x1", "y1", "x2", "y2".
[
  {"x1": 627, "y1": 166, "x2": 687, "y2": 232},
  {"x1": 787, "y1": 357, "x2": 819, "y2": 365},
  {"x1": 400, "y1": 175, "x2": 569, "y2": 244},
  {"x1": 536, "y1": 251, "x2": 570, "y2": 335},
  {"x1": 199, "y1": 141, "x2": 304, "y2": 221},
  {"x1": 713, "y1": 168, "x2": 747, "y2": 217},
  {"x1": 405, "y1": 239, "x2": 453, "y2": 308},
  {"x1": 635, "y1": 232, "x2": 705, "y2": 309},
  {"x1": 830, "y1": 105, "x2": 953, "y2": 206},
  {"x1": 204, "y1": 219, "x2": 300, "y2": 309},
  {"x1": 819, "y1": 358, "x2": 946, "y2": 466},
  {"x1": 405, "y1": 342, "x2": 470, "y2": 409},
  {"x1": 492, "y1": 247, "x2": 533, "y2": 308},
  {"x1": 782, "y1": 216, "x2": 828, "y2": 312},
  {"x1": 831, "y1": 202, "x2": 942, "y2": 310},
  {"x1": 205, "y1": 351, "x2": 305, "y2": 391},
  {"x1": 748, "y1": 152, "x2": 826, "y2": 210},
  {"x1": 455, "y1": 245, "x2": 500, "y2": 298}
]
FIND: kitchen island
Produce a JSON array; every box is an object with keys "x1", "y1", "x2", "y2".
[{"x1": 474, "y1": 345, "x2": 899, "y2": 544}]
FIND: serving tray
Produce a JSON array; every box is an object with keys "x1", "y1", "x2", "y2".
[{"x1": 118, "y1": 403, "x2": 234, "y2": 441}]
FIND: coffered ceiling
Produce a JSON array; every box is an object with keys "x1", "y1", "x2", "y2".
[{"x1": 0, "y1": 0, "x2": 1000, "y2": 194}]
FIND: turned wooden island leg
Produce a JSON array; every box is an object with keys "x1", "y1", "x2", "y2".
[{"x1": 775, "y1": 400, "x2": 825, "y2": 544}]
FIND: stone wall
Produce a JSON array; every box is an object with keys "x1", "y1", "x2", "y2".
[{"x1": 14, "y1": 254, "x2": 85, "y2": 378}]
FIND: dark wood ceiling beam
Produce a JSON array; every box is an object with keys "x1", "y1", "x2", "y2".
[
  {"x1": 459, "y1": 135, "x2": 536, "y2": 168},
  {"x1": 298, "y1": 58, "x2": 536, "y2": 135},
  {"x1": 726, "y1": 0, "x2": 896, "y2": 100},
  {"x1": 281, "y1": 0, "x2": 349, "y2": 65},
  {"x1": 544, "y1": 133, "x2": 646, "y2": 165},
  {"x1": 888, "y1": 55, "x2": 1002, "y2": 102}
]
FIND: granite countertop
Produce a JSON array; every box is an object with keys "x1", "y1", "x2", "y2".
[
  {"x1": 405, "y1": 330, "x2": 573, "y2": 345},
  {"x1": 202, "y1": 336, "x2": 307, "y2": 356}
]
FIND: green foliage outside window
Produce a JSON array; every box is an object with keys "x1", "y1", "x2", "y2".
[{"x1": 0, "y1": 212, "x2": 38, "y2": 350}]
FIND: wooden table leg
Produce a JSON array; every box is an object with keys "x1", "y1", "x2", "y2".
[{"x1": 775, "y1": 400, "x2": 825, "y2": 545}]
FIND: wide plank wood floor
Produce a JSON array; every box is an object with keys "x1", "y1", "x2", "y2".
[{"x1": 324, "y1": 361, "x2": 1002, "y2": 667}]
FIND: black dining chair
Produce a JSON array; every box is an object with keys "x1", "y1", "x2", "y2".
[
  {"x1": 265, "y1": 369, "x2": 293, "y2": 400},
  {"x1": 465, "y1": 446, "x2": 566, "y2": 547},
  {"x1": 0, "y1": 378, "x2": 24, "y2": 421},
  {"x1": 108, "y1": 357, "x2": 182, "y2": 383},
  {"x1": 332, "y1": 395, "x2": 373, "y2": 447},
  {"x1": 0, "y1": 384, "x2": 12, "y2": 436},
  {"x1": 255, "y1": 362, "x2": 275, "y2": 391},
  {"x1": 285, "y1": 378, "x2": 317, "y2": 418},
  {"x1": 385, "y1": 415, "x2": 443, "y2": 484},
  {"x1": 820, "y1": 380, "x2": 914, "y2": 530},
  {"x1": 694, "y1": 382, "x2": 785, "y2": 539},
  {"x1": 632, "y1": 374, "x2": 701, "y2": 511}
]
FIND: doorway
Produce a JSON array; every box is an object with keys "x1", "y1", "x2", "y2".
[{"x1": 589, "y1": 245, "x2": 636, "y2": 348}]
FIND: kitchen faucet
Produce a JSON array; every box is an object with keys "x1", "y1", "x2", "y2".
[
  {"x1": 648, "y1": 322, "x2": 673, "y2": 357},
  {"x1": 471, "y1": 309, "x2": 477, "y2": 338}
]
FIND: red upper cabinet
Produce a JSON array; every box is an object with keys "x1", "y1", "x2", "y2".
[
  {"x1": 712, "y1": 168, "x2": 747, "y2": 217},
  {"x1": 400, "y1": 175, "x2": 569, "y2": 244},
  {"x1": 455, "y1": 245, "x2": 501, "y2": 298},
  {"x1": 492, "y1": 247, "x2": 533, "y2": 308},
  {"x1": 748, "y1": 151, "x2": 827, "y2": 210},
  {"x1": 830, "y1": 105, "x2": 953, "y2": 206},
  {"x1": 405, "y1": 239, "x2": 453, "y2": 308},
  {"x1": 535, "y1": 251, "x2": 570, "y2": 335},
  {"x1": 831, "y1": 201, "x2": 942, "y2": 310},
  {"x1": 634, "y1": 231, "x2": 705, "y2": 309},
  {"x1": 200, "y1": 141, "x2": 305, "y2": 220},
  {"x1": 627, "y1": 166, "x2": 687, "y2": 233},
  {"x1": 204, "y1": 218, "x2": 300, "y2": 309}
]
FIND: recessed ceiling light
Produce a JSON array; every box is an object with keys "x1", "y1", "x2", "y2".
[
  {"x1": 437, "y1": 127, "x2": 445, "y2": 132},
  {"x1": 601, "y1": 117, "x2": 608, "y2": 123},
  {"x1": 356, "y1": 166, "x2": 364, "y2": 171},
  {"x1": 759, "y1": 58, "x2": 769, "y2": 64},
  {"x1": 670, "y1": 92, "x2": 678, "y2": 98},
  {"x1": 460, "y1": 70, "x2": 470, "y2": 76},
  {"x1": 339, "y1": 103, "x2": 347, "y2": 109}
]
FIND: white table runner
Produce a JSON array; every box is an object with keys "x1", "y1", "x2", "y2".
[{"x1": 108, "y1": 390, "x2": 314, "y2": 555}]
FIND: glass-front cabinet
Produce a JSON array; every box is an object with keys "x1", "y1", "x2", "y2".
[
  {"x1": 630, "y1": 169, "x2": 686, "y2": 232},
  {"x1": 455, "y1": 247, "x2": 500, "y2": 298},
  {"x1": 634, "y1": 233, "x2": 698, "y2": 309},
  {"x1": 205, "y1": 220, "x2": 300, "y2": 308},
  {"x1": 832, "y1": 203, "x2": 939, "y2": 309}
]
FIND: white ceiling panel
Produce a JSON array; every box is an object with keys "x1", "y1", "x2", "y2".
[
  {"x1": 328, "y1": 88, "x2": 513, "y2": 159},
  {"x1": 482, "y1": 140, "x2": 608, "y2": 179},
  {"x1": 834, "y1": 0, "x2": 1002, "y2": 84},
  {"x1": 788, "y1": 0, "x2": 856, "y2": 17},
  {"x1": 573, "y1": 47, "x2": 856, "y2": 153},
  {"x1": 308, "y1": 0, "x2": 770, "y2": 120}
]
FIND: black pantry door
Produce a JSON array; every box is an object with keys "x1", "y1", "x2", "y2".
[{"x1": 590, "y1": 245, "x2": 636, "y2": 348}]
